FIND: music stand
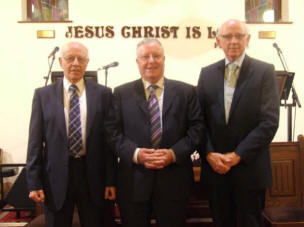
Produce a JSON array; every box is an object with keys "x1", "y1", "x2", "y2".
[
  {"x1": 51, "y1": 71, "x2": 98, "y2": 83},
  {"x1": 275, "y1": 71, "x2": 294, "y2": 102},
  {"x1": 275, "y1": 71, "x2": 295, "y2": 141}
]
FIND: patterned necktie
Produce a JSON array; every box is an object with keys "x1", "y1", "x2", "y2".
[
  {"x1": 68, "y1": 85, "x2": 83, "y2": 157},
  {"x1": 226, "y1": 63, "x2": 238, "y2": 87},
  {"x1": 224, "y1": 63, "x2": 238, "y2": 123},
  {"x1": 148, "y1": 85, "x2": 162, "y2": 149}
]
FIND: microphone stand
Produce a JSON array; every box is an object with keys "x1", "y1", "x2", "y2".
[
  {"x1": 44, "y1": 56, "x2": 56, "y2": 86},
  {"x1": 274, "y1": 45, "x2": 301, "y2": 141},
  {"x1": 97, "y1": 62, "x2": 118, "y2": 87},
  {"x1": 97, "y1": 67, "x2": 109, "y2": 87},
  {"x1": 104, "y1": 68, "x2": 108, "y2": 87}
]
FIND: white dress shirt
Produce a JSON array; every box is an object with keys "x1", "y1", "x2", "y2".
[
  {"x1": 132, "y1": 77, "x2": 176, "y2": 163},
  {"x1": 224, "y1": 52, "x2": 245, "y2": 123},
  {"x1": 63, "y1": 77, "x2": 87, "y2": 156}
]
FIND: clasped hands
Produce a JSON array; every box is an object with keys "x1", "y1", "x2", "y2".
[
  {"x1": 137, "y1": 148, "x2": 174, "y2": 169},
  {"x1": 206, "y1": 152, "x2": 241, "y2": 175}
]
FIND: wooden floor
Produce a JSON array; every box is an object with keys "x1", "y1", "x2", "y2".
[{"x1": 0, "y1": 223, "x2": 27, "y2": 227}]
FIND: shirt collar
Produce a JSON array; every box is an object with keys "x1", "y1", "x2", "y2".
[
  {"x1": 225, "y1": 52, "x2": 245, "y2": 68},
  {"x1": 142, "y1": 77, "x2": 164, "y2": 90},
  {"x1": 63, "y1": 77, "x2": 85, "y2": 94}
]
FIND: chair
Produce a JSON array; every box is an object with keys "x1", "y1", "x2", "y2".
[
  {"x1": 0, "y1": 148, "x2": 18, "y2": 203},
  {"x1": 51, "y1": 71, "x2": 98, "y2": 83},
  {"x1": 0, "y1": 148, "x2": 35, "y2": 218}
]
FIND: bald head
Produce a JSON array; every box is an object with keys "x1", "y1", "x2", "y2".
[
  {"x1": 216, "y1": 19, "x2": 251, "y2": 62},
  {"x1": 217, "y1": 19, "x2": 249, "y2": 37},
  {"x1": 60, "y1": 41, "x2": 89, "y2": 59},
  {"x1": 59, "y1": 41, "x2": 89, "y2": 84}
]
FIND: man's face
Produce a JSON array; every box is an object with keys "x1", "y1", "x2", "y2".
[
  {"x1": 59, "y1": 42, "x2": 89, "y2": 84},
  {"x1": 136, "y1": 42, "x2": 165, "y2": 84},
  {"x1": 216, "y1": 20, "x2": 250, "y2": 62}
]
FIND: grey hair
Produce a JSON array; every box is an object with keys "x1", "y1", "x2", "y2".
[{"x1": 136, "y1": 38, "x2": 164, "y2": 55}]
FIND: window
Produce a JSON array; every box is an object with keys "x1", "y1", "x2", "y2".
[
  {"x1": 26, "y1": 0, "x2": 69, "y2": 22},
  {"x1": 245, "y1": 0, "x2": 290, "y2": 23}
]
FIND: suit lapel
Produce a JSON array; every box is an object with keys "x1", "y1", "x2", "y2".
[
  {"x1": 229, "y1": 55, "x2": 252, "y2": 119},
  {"x1": 215, "y1": 60, "x2": 226, "y2": 124},
  {"x1": 85, "y1": 81, "x2": 97, "y2": 140},
  {"x1": 162, "y1": 78, "x2": 174, "y2": 118},
  {"x1": 54, "y1": 81, "x2": 68, "y2": 139},
  {"x1": 134, "y1": 79, "x2": 150, "y2": 117}
]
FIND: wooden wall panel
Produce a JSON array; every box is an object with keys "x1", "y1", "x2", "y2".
[{"x1": 266, "y1": 136, "x2": 304, "y2": 207}]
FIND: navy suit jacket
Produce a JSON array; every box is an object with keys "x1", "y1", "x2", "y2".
[
  {"x1": 105, "y1": 78, "x2": 204, "y2": 202},
  {"x1": 26, "y1": 79, "x2": 115, "y2": 211},
  {"x1": 197, "y1": 55, "x2": 280, "y2": 190}
]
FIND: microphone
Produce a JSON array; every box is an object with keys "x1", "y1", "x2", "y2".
[
  {"x1": 273, "y1": 43, "x2": 282, "y2": 54},
  {"x1": 98, "y1": 61, "x2": 119, "y2": 70},
  {"x1": 48, "y1": 46, "x2": 59, "y2": 58}
]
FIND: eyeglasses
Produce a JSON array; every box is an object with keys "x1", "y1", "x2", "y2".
[
  {"x1": 220, "y1": 33, "x2": 247, "y2": 40},
  {"x1": 63, "y1": 56, "x2": 89, "y2": 64},
  {"x1": 138, "y1": 55, "x2": 163, "y2": 62}
]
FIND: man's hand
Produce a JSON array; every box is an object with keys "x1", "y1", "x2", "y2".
[
  {"x1": 137, "y1": 148, "x2": 155, "y2": 164},
  {"x1": 206, "y1": 152, "x2": 231, "y2": 175},
  {"x1": 29, "y1": 190, "x2": 45, "y2": 203},
  {"x1": 153, "y1": 149, "x2": 174, "y2": 167},
  {"x1": 104, "y1": 186, "x2": 116, "y2": 200},
  {"x1": 137, "y1": 148, "x2": 174, "y2": 169},
  {"x1": 138, "y1": 148, "x2": 165, "y2": 169},
  {"x1": 222, "y1": 152, "x2": 241, "y2": 167}
]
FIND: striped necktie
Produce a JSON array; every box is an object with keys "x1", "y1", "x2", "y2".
[
  {"x1": 148, "y1": 85, "x2": 161, "y2": 149},
  {"x1": 68, "y1": 85, "x2": 83, "y2": 157}
]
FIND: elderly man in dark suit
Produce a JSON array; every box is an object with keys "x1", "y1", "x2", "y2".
[
  {"x1": 197, "y1": 19, "x2": 280, "y2": 227},
  {"x1": 106, "y1": 38, "x2": 204, "y2": 227},
  {"x1": 26, "y1": 41, "x2": 115, "y2": 227}
]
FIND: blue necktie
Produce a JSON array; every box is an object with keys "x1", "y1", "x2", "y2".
[
  {"x1": 148, "y1": 85, "x2": 161, "y2": 148},
  {"x1": 68, "y1": 85, "x2": 83, "y2": 157}
]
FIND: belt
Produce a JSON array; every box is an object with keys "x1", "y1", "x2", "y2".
[{"x1": 69, "y1": 154, "x2": 86, "y2": 160}]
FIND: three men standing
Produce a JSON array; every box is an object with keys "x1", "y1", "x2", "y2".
[{"x1": 27, "y1": 19, "x2": 280, "y2": 227}]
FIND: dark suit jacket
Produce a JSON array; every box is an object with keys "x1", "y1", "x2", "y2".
[
  {"x1": 106, "y1": 78, "x2": 204, "y2": 202},
  {"x1": 26, "y1": 79, "x2": 115, "y2": 211},
  {"x1": 197, "y1": 55, "x2": 280, "y2": 190}
]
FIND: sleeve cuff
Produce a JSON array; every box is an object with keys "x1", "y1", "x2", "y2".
[
  {"x1": 132, "y1": 148, "x2": 140, "y2": 164},
  {"x1": 169, "y1": 149, "x2": 176, "y2": 162}
]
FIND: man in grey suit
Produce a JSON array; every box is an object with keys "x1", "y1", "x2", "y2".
[
  {"x1": 106, "y1": 38, "x2": 204, "y2": 227},
  {"x1": 197, "y1": 19, "x2": 280, "y2": 227},
  {"x1": 26, "y1": 41, "x2": 115, "y2": 227}
]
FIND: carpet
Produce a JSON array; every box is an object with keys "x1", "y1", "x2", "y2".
[{"x1": 0, "y1": 206, "x2": 32, "y2": 223}]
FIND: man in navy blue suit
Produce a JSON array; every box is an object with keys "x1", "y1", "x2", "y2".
[
  {"x1": 26, "y1": 41, "x2": 115, "y2": 227},
  {"x1": 106, "y1": 38, "x2": 204, "y2": 227},
  {"x1": 197, "y1": 19, "x2": 280, "y2": 227}
]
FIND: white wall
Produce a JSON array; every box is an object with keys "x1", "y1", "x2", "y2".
[{"x1": 0, "y1": 0, "x2": 303, "y2": 163}]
